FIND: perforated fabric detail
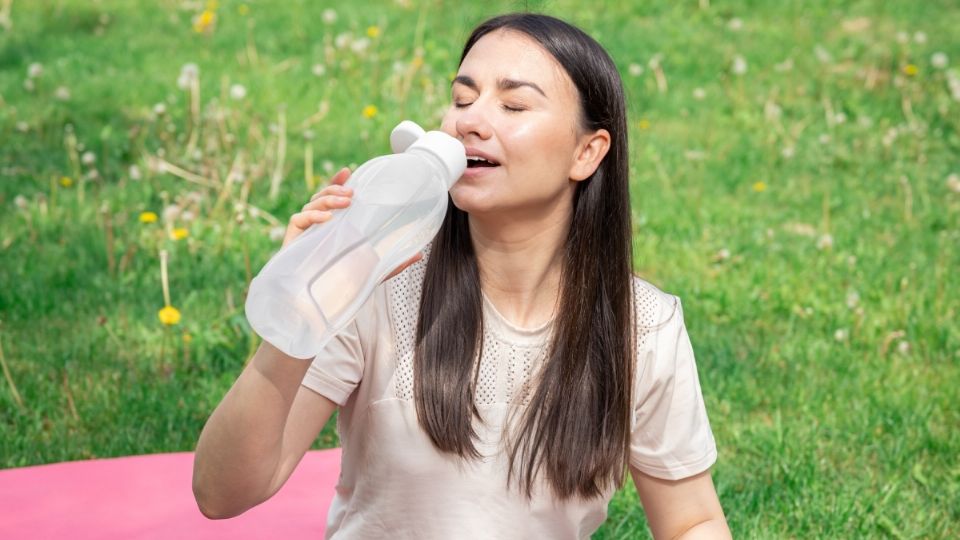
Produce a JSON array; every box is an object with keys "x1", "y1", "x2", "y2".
[{"x1": 387, "y1": 249, "x2": 429, "y2": 401}]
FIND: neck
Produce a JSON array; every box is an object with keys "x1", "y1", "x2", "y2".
[{"x1": 468, "y1": 201, "x2": 571, "y2": 329}]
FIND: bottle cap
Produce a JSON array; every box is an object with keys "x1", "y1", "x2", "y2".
[
  {"x1": 406, "y1": 131, "x2": 466, "y2": 189},
  {"x1": 390, "y1": 121, "x2": 427, "y2": 153}
]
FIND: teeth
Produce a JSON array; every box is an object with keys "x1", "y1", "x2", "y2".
[{"x1": 467, "y1": 156, "x2": 495, "y2": 164}]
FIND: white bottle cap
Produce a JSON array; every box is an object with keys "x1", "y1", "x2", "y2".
[
  {"x1": 406, "y1": 131, "x2": 466, "y2": 189},
  {"x1": 390, "y1": 120, "x2": 427, "y2": 153}
]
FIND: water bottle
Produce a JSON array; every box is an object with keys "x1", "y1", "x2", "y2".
[{"x1": 245, "y1": 121, "x2": 466, "y2": 359}]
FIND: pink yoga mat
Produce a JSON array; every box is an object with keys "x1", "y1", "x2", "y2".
[{"x1": 0, "y1": 449, "x2": 341, "y2": 539}]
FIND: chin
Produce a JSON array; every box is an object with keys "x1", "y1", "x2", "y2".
[{"x1": 449, "y1": 184, "x2": 499, "y2": 215}]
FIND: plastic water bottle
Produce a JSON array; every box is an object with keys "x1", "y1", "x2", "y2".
[{"x1": 245, "y1": 121, "x2": 466, "y2": 359}]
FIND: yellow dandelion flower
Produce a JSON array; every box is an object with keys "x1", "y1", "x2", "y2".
[
  {"x1": 170, "y1": 227, "x2": 189, "y2": 240},
  {"x1": 158, "y1": 305, "x2": 181, "y2": 326},
  {"x1": 194, "y1": 10, "x2": 216, "y2": 33},
  {"x1": 59, "y1": 176, "x2": 74, "y2": 188},
  {"x1": 753, "y1": 181, "x2": 768, "y2": 192},
  {"x1": 638, "y1": 119, "x2": 651, "y2": 130},
  {"x1": 362, "y1": 104, "x2": 378, "y2": 119},
  {"x1": 411, "y1": 56, "x2": 424, "y2": 69},
  {"x1": 903, "y1": 64, "x2": 918, "y2": 76},
  {"x1": 182, "y1": 332, "x2": 193, "y2": 344},
  {"x1": 140, "y1": 211, "x2": 159, "y2": 223},
  {"x1": 238, "y1": 4, "x2": 249, "y2": 16},
  {"x1": 366, "y1": 25, "x2": 381, "y2": 38}
]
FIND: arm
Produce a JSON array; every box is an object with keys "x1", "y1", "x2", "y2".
[
  {"x1": 192, "y1": 342, "x2": 337, "y2": 519},
  {"x1": 630, "y1": 466, "x2": 731, "y2": 540}
]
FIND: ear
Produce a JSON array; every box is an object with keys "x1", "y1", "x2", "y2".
[{"x1": 569, "y1": 128, "x2": 611, "y2": 182}]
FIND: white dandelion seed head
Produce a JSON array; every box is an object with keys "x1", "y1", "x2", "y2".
[
  {"x1": 269, "y1": 226, "x2": 286, "y2": 242},
  {"x1": 834, "y1": 112, "x2": 847, "y2": 124},
  {"x1": 716, "y1": 248, "x2": 731, "y2": 261},
  {"x1": 128, "y1": 165, "x2": 142, "y2": 180},
  {"x1": 23, "y1": 79, "x2": 35, "y2": 92},
  {"x1": 15, "y1": 121, "x2": 29, "y2": 133},
  {"x1": 816, "y1": 233, "x2": 834, "y2": 250},
  {"x1": 628, "y1": 63, "x2": 644, "y2": 77},
  {"x1": 14, "y1": 195, "x2": 28, "y2": 209},
  {"x1": 946, "y1": 173, "x2": 960, "y2": 193},
  {"x1": 647, "y1": 53, "x2": 663, "y2": 70},
  {"x1": 178, "y1": 63, "x2": 199, "y2": 89},
  {"x1": 819, "y1": 133, "x2": 832, "y2": 145},
  {"x1": 692, "y1": 87, "x2": 706, "y2": 100},
  {"x1": 322, "y1": 8, "x2": 337, "y2": 24},
  {"x1": 896, "y1": 31, "x2": 909, "y2": 44},
  {"x1": 350, "y1": 37, "x2": 370, "y2": 54},
  {"x1": 931, "y1": 52, "x2": 949, "y2": 70},
  {"x1": 85, "y1": 169, "x2": 100, "y2": 180},
  {"x1": 180, "y1": 210, "x2": 196, "y2": 222},
  {"x1": 153, "y1": 102, "x2": 166, "y2": 116},
  {"x1": 727, "y1": 18, "x2": 743, "y2": 31},
  {"x1": 54, "y1": 86, "x2": 71, "y2": 101},
  {"x1": 913, "y1": 31, "x2": 927, "y2": 44},
  {"x1": 814, "y1": 45, "x2": 833, "y2": 64},
  {"x1": 334, "y1": 32, "x2": 352, "y2": 49},
  {"x1": 732, "y1": 55, "x2": 748, "y2": 76},
  {"x1": 781, "y1": 146, "x2": 795, "y2": 159},
  {"x1": 834, "y1": 329, "x2": 849, "y2": 342},
  {"x1": 312, "y1": 63, "x2": 327, "y2": 77},
  {"x1": 162, "y1": 204, "x2": 181, "y2": 223},
  {"x1": 229, "y1": 83, "x2": 247, "y2": 100},
  {"x1": 846, "y1": 290, "x2": 860, "y2": 309},
  {"x1": 81, "y1": 151, "x2": 96, "y2": 165},
  {"x1": 322, "y1": 160, "x2": 334, "y2": 173},
  {"x1": 27, "y1": 62, "x2": 43, "y2": 78},
  {"x1": 764, "y1": 101, "x2": 782, "y2": 121},
  {"x1": 303, "y1": 129, "x2": 315, "y2": 140},
  {"x1": 897, "y1": 341, "x2": 911, "y2": 355}
]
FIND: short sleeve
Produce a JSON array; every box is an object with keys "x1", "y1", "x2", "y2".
[
  {"x1": 301, "y1": 317, "x2": 364, "y2": 406},
  {"x1": 630, "y1": 295, "x2": 717, "y2": 480}
]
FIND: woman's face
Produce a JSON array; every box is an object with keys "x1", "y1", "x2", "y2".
[{"x1": 440, "y1": 30, "x2": 592, "y2": 218}]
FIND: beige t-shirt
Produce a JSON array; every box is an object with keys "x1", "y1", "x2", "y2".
[{"x1": 302, "y1": 256, "x2": 717, "y2": 539}]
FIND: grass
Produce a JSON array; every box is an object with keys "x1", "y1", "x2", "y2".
[{"x1": 1, "y1": 0, "x2": 959, "y2": 537}]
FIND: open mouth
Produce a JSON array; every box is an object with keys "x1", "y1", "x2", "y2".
[{"x1": 466, "y1": 156, "x2": 500, "y2": 169}]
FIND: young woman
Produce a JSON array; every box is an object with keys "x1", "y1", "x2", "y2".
[{"x1": 193, "y1": 13, "x2": 730, "y2": 539}]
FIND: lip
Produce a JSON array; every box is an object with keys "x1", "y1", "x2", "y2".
[{"x1": 462, "y1": 146, "x2": 502, "y2": 179}]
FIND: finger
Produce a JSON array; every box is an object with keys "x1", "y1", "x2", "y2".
[
  {"x1": 309, "y1": 183, "x2": 353, "y2": 202},
  {"x1": 330, "y1": 167, "x2": 351, "y2": 186},
  {"x1": 302, "y1": 195, "x2": 352, "y2": 212},
  {"x1": 288, "y1": 210, "x2": 333, "y2": 231},
  {"x1": 383, "y1": 252, "x2": 423, "y2": 282}
]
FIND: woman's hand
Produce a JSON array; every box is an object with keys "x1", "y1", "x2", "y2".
[{"x1": 281, "y1": 166, "x2": 423, "y2": 281}]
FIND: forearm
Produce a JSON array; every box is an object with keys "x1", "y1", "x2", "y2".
[
  {"x1": 675, "y1": 517, "x2": 732, "y2": 540},
  {"x1": 192, "y1": 342, "x2": 310, "y2": 518}
]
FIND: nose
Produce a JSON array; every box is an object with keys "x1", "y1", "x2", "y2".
[{"x1": 442, "y1": 101, "x2": 493, "y2": 143}]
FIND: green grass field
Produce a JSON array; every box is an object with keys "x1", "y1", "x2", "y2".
[{"x1": 2, "y1": 0, "x2": 959, "y2": 537}]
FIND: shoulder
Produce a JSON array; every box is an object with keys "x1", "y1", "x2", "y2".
[{"x1": 630, "y1": 275, "x2": 683, "y2": 333}]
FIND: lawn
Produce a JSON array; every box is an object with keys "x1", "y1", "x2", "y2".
[{"x1": 1, "y1": 0, "x2": 958, "y2": 537}]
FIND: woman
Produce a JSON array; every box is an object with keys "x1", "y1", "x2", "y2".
[{"x1": 193, "y1": 13, "x2": 730, "y2": 539}]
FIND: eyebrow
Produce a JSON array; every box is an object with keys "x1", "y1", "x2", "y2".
[{"x1": 451, "y1": 75, "x2": 547, "y2": 98}]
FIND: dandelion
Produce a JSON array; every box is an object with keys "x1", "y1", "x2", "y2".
[
  {"x1": 14, "y1": 195, "x2": 28, "y2": 209},
  {"x1": 81, "y1": 151, "x2": 96, "y2": 166},
  {"x1": 181, "y1": 210, "x2": 196, "y2": 222},
  {"x1": 158, "y1": 305, "x2": 181, "y2": 325},
  {"x1": 752, "y1": 181, "x2": 767, "y2": 192},
  {"x1": 903, "y1": 64, "x2": 919, "y2": 76},
  {"x1": 238, "y1": 4, "x2": 249, "y2": 16},
  {"x1": 818, "y1": 134, "x2": 832, "y2": 145},
  {"x1": 177, "y1": 63, "x2": 199, "y2": 90},
  {"x1": 182, "y1": 332, "x2": 193, "y2": 344},
  {"x1": 846, "y1": 290, "x2": 860, "y2": 309},
  {"x1": 193, "y1": 9, "x2": 216, "y2": 33},
  {"x1": 834, "y1": 329, "x2": 849, "y2": 342},
  {"x1": 816, "y1": 233, "x2": 834, "y2": 250},
  {"x1": 322, "y1": 160, "x2": 334, "y2": 173},
  {"x1": 946, "y1": 173, "x2": 960, "y2": 193},
  {"x1": 638, "y1": 119, "x2": 651, "y2": 130},
  {"x1": 781, "y1": 146, "x2": 795, "y2": 159},
  {"x1": 229, "y1": 83, "x2": 247, "y2": 100},
  {"x1": 153, "y1": 103, "x2": 167, "y2": 116},
  {"x1": 931, "y1": 52, "x2": 949, "y2": 69},
  {"x1": 727, "y1": 18, "x2": 743, "y2": 31},
  {"x1": 692, "y1": 87, "x2": 706, "y2": 100},
  {"x1": 834, "y1": 112, "x2": 847, "y2": 124},
  {"x1": 322, "y1": 8, "x2": 337, "y2": 24},
  {"x1": 312, "y1": 63, "x2": 327, "y2": 77},
  {"x1": 162, "y1": 204, "x2": 181, "y2": 223},
  {"x1": 335, "y1": 32, "x2": 352, "y2": 49},
  {"x1": 627, "y1": 63, "x2": 643, "y2": 76},
  {"x1": 129, "y1": 165, "x2": 142, "y2": 181},
  {"x1": 897, "y1": 341, "x2": 911, "y2": 355},
  {"x1": 913, "y1": 31, "x2": 927, "y2": 44},
  {"x1": 731, "y1": 55, "x2": 748, "y2": 76},
  {"x1": 23, "y1": 79, "x2": 35, "y2": 92},
  {"x1": 814, "y1": 45, "x2": 832, "y2": 64},
  {"x1": 714, "y1": 248, "x2": 731, "y2": 262},
  {"x1": 15, "y1": 121, "x2": 29, "y2": 133},
  {"x1": 158, "y1": 250, "x2": 181, "y2": 325},
  {"x1": 59, "y1": 176, "x2": 74, "y2": 188},
  {"x1": 896, "y1": 31, "x2": 909, "y2": 44},
  {"x1": 362, "y1": 104, "x2": 378, "y2": 118},
  {"x1": 351, "y1": 37, "x2": 371, "y2": 54},
  {"x1": 54, "y1": 86, "x2": 71, "y2": 101},
  {"x1": 140, "y1": 211, "x2": 159, "y2": 224},
  {"x1": 27, "y1": 62, "x2": 43, "y2": 78},
  {"x1": 367, "y1": 25, "x2": 381, "y2": 38},
  {"x1": 170, "y1": 228, "x2": 189, "y2": 241}
]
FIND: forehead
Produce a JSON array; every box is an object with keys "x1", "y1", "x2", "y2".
[{"x1": 458, "y1": 29, "x2": 576, "y2": 99}]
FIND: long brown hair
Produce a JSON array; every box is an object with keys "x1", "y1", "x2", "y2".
[{"x1": 414, "y1": 13, "x2": 634, "y2": 500}]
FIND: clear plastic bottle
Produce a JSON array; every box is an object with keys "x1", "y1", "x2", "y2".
[{"x1": 245, "y1": 121, "x2": 466, "y2": 359}]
